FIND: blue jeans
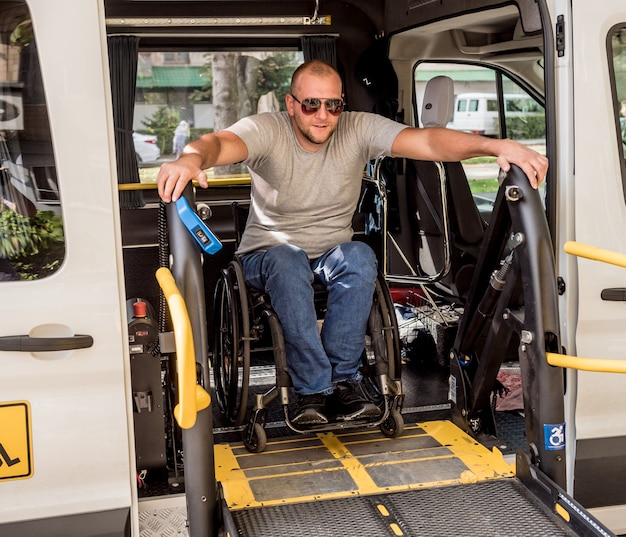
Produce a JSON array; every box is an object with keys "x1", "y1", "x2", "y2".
[{"x1": 241, "y1": 242, "x2": 377, "y2": 396}]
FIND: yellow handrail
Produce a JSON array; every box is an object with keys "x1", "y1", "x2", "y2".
[
  {"x1": 155, "y1": 267, "x2": 211, "y2": 428},
  {"x1": 546, "y1": 352, "x2": 626, "y2": 374},
  {"x1": 564, "y1": 240, "x2": 626, "y2": 269},
  {"x1": 118, "y1": 175, "x2": 252, "y2": 190},
  {"x1": 547, "y1": 241, "x2": 626, "y2": 374}
]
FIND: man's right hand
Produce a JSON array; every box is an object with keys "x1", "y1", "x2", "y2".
[
  {"x1": 156, "y1": 131, "x2": 248, "y2": 202},
  {"x1": 157, "y1": 153, "x2": 208, "y2": 203}
]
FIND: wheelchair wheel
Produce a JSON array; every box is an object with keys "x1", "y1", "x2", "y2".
[
  {"x1": 212, "y1": 261, "x2": 250, "y2": 426},
  {"x1": 243, "y1": 422, "x2": 267, "y2": 453},
  {"x1": 374, "y1": 273, "x2": 402, "y2": 379},
  {"x1": 360, "y1": 273, "x2": 404, "y2": 422},
  {"x1": 380, "y1": 408, "x2": 404, "y2": 438},
  {"x1": 364, "y1": 274, "x2": 401, "y2": 382}
]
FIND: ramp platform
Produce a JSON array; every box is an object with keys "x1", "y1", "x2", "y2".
[{"x1": 214, "y1": 420, "x2": 580, "y2": 536}]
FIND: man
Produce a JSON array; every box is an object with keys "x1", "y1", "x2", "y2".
[{"x1": 157, "y1": 60, "x2": 548, "y2": 426}]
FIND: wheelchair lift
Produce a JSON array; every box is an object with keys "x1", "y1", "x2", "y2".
[{"x1": 151, "y1": 172, "x2": 613, "y2": 537}]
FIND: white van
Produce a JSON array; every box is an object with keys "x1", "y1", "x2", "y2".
[
  {"x1": 1, "y1": 1, "x2": 626, "y2": 536},
  {"x1": 448, "y1": 92, "x2": 543, "y2": 136}
]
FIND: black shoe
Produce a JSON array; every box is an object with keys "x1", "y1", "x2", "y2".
[
  {"x1": 292, "y1": 393, "x2": 329, "y2": 425},
  {"x1": 328, "y1": 381, "x2": 382, "y2": 421}
]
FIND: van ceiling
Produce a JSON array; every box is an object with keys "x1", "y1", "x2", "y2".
[{"x1": 104, "y1": 1, "x2": 541, "y2": 46}]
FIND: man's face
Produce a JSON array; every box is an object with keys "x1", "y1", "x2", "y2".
[{"x1": 287, "y1": 72, "x2": 343, "y2": 151}]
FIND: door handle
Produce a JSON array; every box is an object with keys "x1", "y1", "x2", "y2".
[
  {"x1": 601, "y1": 288, "x2": 626, "y2": 301},
  {"x1": 0, "y1": 334, "x2": 94, "y2": 352}
]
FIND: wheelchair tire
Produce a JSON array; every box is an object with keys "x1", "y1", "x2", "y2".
[
  {"x1": 374, "y1": 273, "x2": 402, "y2": 379},
  {"x1": 212, "y1": 263, "x2": 250, "y2": 425},
  {"x1": 380, "y1": 408, "x2": 404, "y2": 438},
  {"x1": 243, "y1": 422, "x2": 267, "y2": 453}
]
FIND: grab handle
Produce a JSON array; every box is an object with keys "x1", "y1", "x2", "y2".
[
  {"x1": 546, "y1": 352, "x2": 626, "y2": 374},
  {"x1": 156, "y1": 267, "x2": 211, "y2": 429},
  {"x1": 548, "y1": 241, "x2": 626, "y2": 374},
  {"x1": 564, "y1": 240, "x2": 626, "y2": 268}
]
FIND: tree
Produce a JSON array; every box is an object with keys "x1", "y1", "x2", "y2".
[
  {"x1": 196, "y1": 51, "x2": 302, "y2": 175},
  {"x1": 255, "y1": 52, "x2": 301, "y2": 107},
  {"x1": 141, "y1": 106, "x2": 180, "y2": 155},
  {"x1": 212, "y1": 52, "x2": 244, "y2": 175}
]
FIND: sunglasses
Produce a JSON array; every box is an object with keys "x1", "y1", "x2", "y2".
[{"x1": 291, "y1": 95, "x2": 345, "y2": 116}]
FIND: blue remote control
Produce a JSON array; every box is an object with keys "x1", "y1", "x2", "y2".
[{"x1": 175, "y1": 197, "x2": 223, "y2": 255}]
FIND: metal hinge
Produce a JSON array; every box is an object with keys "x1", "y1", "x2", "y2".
[{"x1": 556, "y1": 14, "x2": 566, "y2": 57}]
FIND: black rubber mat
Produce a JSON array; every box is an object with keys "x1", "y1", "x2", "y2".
[{"x1": 231, "y1": 479, "x2": 577, "y2": 536}]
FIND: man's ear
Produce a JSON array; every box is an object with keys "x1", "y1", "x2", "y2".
[{"x1": 286, "y1": 93, "x2": 296, "y2": 116}]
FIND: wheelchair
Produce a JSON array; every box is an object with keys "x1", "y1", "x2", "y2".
[{"x1": 212, "y1": 204, "x2": 405, "y2": 453}]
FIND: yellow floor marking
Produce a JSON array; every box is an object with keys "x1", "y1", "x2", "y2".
[
  {"x1": 233, "y1": 443, "x2": 331, "y2": 464},
  {"x1": 555, "y1": 502, "x2": 571, "y2": 522},
  {"x1": 420, "y1": 421, "x2": 515, "y2": 479},
  {"x1": 215, "y1": 420, "x2": 515, "y2": 510},
  {"x1": 214, "y1": 443, "x2": 257, "y2": 508},
  {"x1": 318, "y1": 432, "x2": 380, "y2": 493},
  {"x1": 376, "y1": 504, "x2": 390, "y2": 516},
  {"x1": 336, "y1": 427, "x2": 427, "y2": 447}
]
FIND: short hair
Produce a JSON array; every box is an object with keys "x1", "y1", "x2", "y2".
[{"x1": 290, "y1": 60, "x2": 341, "y2": 94}]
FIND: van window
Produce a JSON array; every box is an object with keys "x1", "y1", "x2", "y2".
[
  {"x1": 487, "y1": 99, "x2": 498, "y2": 112},
  {"x1": 414, "y1": 62, "x2": 546, "y2": 218},
  {"x1": 134, "y1": 50, "x2": 303, "y2": 183},
  {"x1": 610, "y1": 26, "x2": 626, "y2": 198},
  {"x1": 0, "y1": 1, "x2": 64, "y2": 282}
]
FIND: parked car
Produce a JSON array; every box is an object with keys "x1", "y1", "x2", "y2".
[{"x1": 133, "y1": 132, "x2": 160, "y2": 164}]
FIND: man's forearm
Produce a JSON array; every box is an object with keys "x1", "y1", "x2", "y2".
[
  {"x1": 391, "y1": 126, "x2": 547, "y2": 188},
  {"x1": 180, "y1": 134, "x2": 221, "y2": 169}
]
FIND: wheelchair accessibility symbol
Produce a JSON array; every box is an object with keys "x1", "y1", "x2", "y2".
[
  {"x1": 0, "y1": 401, "x2": 33, "y2": 481},
  {"x1": 544, "y1": 422, "x2": 566, "y2": 451}
]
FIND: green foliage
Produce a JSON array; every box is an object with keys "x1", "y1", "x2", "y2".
[
  {"x1": 468, "y1": 179, "x2": 499, "y2": 193},
  {"x1": 10, "y1": 19, "x2": 33, "y2": 46},
  {"x1": 190, "y1": 52, "x2": 213, "y2": 103},
  {"x1": 0, "y1": 209, "x2": 63, "y2": 258},
  {"x1": 0, "y1": 209, "x2": 64, "y2": 280},
  {"x1": 140, "y1": 106, "x2": 181, "y2": 154},
  {"x1": 0, "y1": 207, "x2": 32, "y2": 257},
  {"x1": 462, "y1": 156, "x2": 497, "y2": 165},
  {"x1": 254, "y1": 52, "x2": 301, "y2": 108},
  {"x1": 11, "y1": 242, "x2": 64, "y2": 280},
  {"x1": 190, "y1": 127, "x2": 212, "y2": 140},
  {"x1": 506, "y1": 115, "x2": 546, "y2": 140},
  {"x1": 190, "y1": 51, "x2": 299, "y2": 114}
]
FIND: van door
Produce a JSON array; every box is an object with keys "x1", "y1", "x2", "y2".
[
  {"x1": 565, "y1": 1, "x2": 626, "y2": 530},
  {"x1": 0, "y1": 1, "x2": 132, "y2": 535}
]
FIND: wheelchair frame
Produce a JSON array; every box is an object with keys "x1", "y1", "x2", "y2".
[{"x1": 212, "y1": 253, "x2": 405, "y2": 452}]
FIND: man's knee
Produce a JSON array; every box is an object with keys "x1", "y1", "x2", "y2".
[
  {"x1": 343, "y1": 241, "x2": 376, "y2": 263},
  {"x1": 264, "y1": 244, "x2": 309, "y2": 270},
  {"x1": 263, "y1": 245, "x2": 314, "y2": 287},
  {"x1": 340, "y1": 242, "x2": 377, "y2": 280}
]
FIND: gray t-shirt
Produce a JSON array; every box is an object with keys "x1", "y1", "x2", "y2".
[{"x1": 227, "y1": 111, "x2": 407, "y2": 259}]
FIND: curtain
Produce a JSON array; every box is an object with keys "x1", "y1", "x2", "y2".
[
  {"x1": 300, "y1": 35, "x2": 337, "y2": 68},
  {"x1": 108, "y1": 36, "x2": 143, "y2": 209}
]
